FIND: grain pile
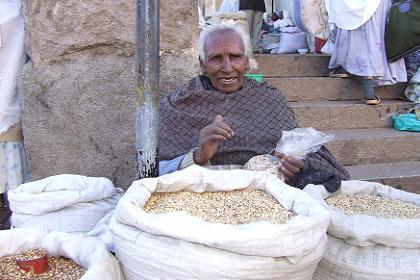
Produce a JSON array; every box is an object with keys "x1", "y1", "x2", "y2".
[
  {"x1": 144, "y1": 188, "x2": 295, "y2": 224},
  {"x1": 16, "y1": 248, "x2": 46, "y2": 262},
  {"x1": 326, "y1": 193, "x2": 420, "y2": 219},
  {"x1": 0, "y1": 250, "x2": 86, "y2": 280}
]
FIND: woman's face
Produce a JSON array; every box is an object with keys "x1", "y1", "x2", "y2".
[{"x1": 200, "y1": 31, "x2": 249, "y2": 93}]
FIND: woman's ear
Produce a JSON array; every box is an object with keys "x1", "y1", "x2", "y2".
[{"x1": 199, "y1": 58, "x2": 207, "y2": 74}]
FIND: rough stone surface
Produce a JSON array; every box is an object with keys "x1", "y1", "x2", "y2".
[
  {"x1": 324, "y1": 128, "x2": 420, "y2": 166},
  {"x1": 255, "y1": 54, "x2": 330, "y2": 77},
  {"x1": 346, "y1": 161, "x2": 420, "y2": 194},
  {"x1": 20, "y1": 55, "x2": 136, "y2": 188},
  {"x1": 20, "y1": 51, "x2": 198, "y2": 189},
  {"x1": 20, "y1": 1, "x2": 200, "y2": 189},
  {"x1": 160, "y1": 49, "x2": 200, "y2": 94},
  {"x1": 267, "y1": 77, "x2": 406, "y2": 102},
  {"x1": 380, "y1": 177, "x2": 420, "y2": 194},
  {"x1": 291, "y1": 100, "x2": 415, "y2": 130},
  {"x1": 22, "y1": 0, "x2": 198, "y2": 65}
]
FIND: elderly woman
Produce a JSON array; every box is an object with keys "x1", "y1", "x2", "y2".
[{"x1": 158, "y1": 23, "x2": 349, "y2": 192}]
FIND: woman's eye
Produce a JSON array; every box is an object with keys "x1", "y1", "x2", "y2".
[{"x1": 209, "y1": 56, "x2": 222, "y2": 62}]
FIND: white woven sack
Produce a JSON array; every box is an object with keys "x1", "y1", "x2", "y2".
[
  {"x1": 110, "y1": 165, "x2": 330, "y2": 280},
  {"x1": 313, "y1": 234, "x2": 420, "y2": 280},
  {"x1": 304, "y1": 180, "x2": 420, "y2": 280},
  {"x1": 304, "y1": 180, "x2": 420, "y2": 247},
  {"x1": 8, "y1": 174, "x2": 123, "y2": 233},
  {"x1": 277, "y1": 32, "x2": 308, "y2": 54},
  {"x1": 0, "y1": 227, "x2": 124, "y2": 279}
]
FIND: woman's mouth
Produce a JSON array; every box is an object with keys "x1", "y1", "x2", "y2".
[{"x1": 218, "y1": 77, "x2": 238, "y2": 84}]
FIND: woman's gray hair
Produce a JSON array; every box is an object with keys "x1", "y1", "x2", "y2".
[{"x1": 198, "y1": 22, "x2": 249, "y2": 61}]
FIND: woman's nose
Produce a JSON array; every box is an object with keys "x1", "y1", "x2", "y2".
[{"x1": 221, "y1": 57, "x2": 233, "y2": 72}]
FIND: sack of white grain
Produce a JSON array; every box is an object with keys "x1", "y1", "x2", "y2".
[
  {"x1": 8, "y1": 174, "x2": 123, "y2": 233},
  {"x1": 109, "y1": 165, "x2": 330, "y2": 280},
  {"x1": 0, "y1": 227, "x2": 124, "y2": 279},
  {"x1": 304, "y1": 180, "x2": 420, "y2": 280}
]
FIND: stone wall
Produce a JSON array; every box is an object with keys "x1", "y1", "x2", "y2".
[{"x1": 20, "y1": 0, "x2": 200, "y2": 189}]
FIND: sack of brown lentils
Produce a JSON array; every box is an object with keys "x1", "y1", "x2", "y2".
[
  {"x1": 0, "y1": 227, "x2": 124, "y2": 279},
  {"x1": 8, "y1": 174, "x2": 123, "y2": 233},
  {"x1": 109, "y1": 165, "x2": 330, "y2": 280},
  {"x1": 304, "y1": 180, "x2": 420, "y2": 280}
]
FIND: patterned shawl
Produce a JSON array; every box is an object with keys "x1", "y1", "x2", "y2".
[{"x1": 159, "y1": 75, "x2": 349, "y2": 191}]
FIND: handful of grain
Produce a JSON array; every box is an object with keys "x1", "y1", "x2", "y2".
[
  {"x1": 0, "y1": 251, "x2": 86, "y2": 280},
  {"x1": 243, "y1": 155, "x2": 286, "y2": 181},
  {"x1": 144, "y1": 188, "x2": 295, "y2": 224},
  {"x1": 325, "y1": 193, "x2": 420, "y2": 219}
]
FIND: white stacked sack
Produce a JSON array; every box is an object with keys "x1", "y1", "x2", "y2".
[
  {"x1": 8, "y1": 174, "x2": 123, "y2": 233},
  {"x1": 110, "y1": 165, "x2": 330, "y2": 280},
  {"x1": 0, "y1": 227, "x2": 124, "y2": 279},
  {"x1": 304, "y1": 180, "x2": 420, "y2": 280}
]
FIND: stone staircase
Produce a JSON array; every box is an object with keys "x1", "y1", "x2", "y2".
[{"x1": 256, "y1": 54, "x2": 420, "y2": 194}]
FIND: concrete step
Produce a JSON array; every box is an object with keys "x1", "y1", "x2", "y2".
[
  {"x1": 346, "y1": 161, "x2": 420, "y2": 194},
  {"x1": 291, "y1": 100, "x2": 415, "y2": 130},
  {"x1": 324, "y1": 128, "x2": 420, "y2": 166},
  {"x1": 255, "y1": 54, "x2": 331, "y2": 77},
  {"x1": 267, "y1": 77, "x2": 406, "y2": 102}
]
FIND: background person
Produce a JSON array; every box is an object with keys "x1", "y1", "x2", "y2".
[
  {"x1": 239, "y1": 0, "x2": 266, "y2": 53},
  {"x1": 158, "y1": 23, "x2": 349, "y2": 192},
  {"x1": 326, "y1": 0, "x2": 407, "y2": 105},
  {"x1": 0, "y1": 0, "x2": 29, "y2": 230}
]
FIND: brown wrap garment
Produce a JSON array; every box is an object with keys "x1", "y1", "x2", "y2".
[{"x1": 159, "y1": 76, "x2": 349, "y2": 191}]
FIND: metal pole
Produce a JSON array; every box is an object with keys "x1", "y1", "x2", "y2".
[{"x1": 135, "y1": 0, "x2": 160, "y2": 179}]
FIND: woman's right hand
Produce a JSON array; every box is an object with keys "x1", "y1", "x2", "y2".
[{"x1": 193, "y1": 115, "x2": 234, "y2": 165}]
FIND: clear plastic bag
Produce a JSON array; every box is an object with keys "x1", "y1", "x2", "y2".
[
  {"x1": 275, "y1": 127, "x2": 334, "y2": 159},
  {"x1": 243, "y1": 128, "x2": 334, "y2": 181}
]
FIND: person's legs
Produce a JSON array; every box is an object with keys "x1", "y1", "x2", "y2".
[
  {"x1": 252, "y1": 11, "x2": 263, "y2": 52},
  {"x1": 244, "y1": 9, "x2": 254, "y2": 41},
  {"x1": 329, "y1": 0, "x2": 406, "y2": 85},
  {"x1": 356, "y1": 76, "x2": 380, "y2": 105}
]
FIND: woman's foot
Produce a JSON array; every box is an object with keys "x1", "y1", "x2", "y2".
[
  {"x1": 358, "y1": 77, "x2": 380, "y2": 105},
  {"x1": 329, "y1": 67, "x2": 351, "y2": 78},
  {"x1": 366, "y1": 95, "x2": 381, "y2": 105}
]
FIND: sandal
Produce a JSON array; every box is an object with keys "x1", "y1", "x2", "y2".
[
  {"x1": 363, "y1": 76, "x2": 374, "y2": 80},
  {"x1": 329, "y1": 67, "x2": 351, "y2": 78},
  {"x1": 365, "y1": 95, "x2": 381, "y2": 105}
]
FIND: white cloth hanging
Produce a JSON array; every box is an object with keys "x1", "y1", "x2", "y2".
[
  {"x1": 324, "y1": 0, "x2": 382, "y2": 30},
  {"x1": 0, "y1": 0, "x2": 25, "y2": 134},
  {"x1": 219, "y1": 0, "x2": 240, "y2": 13},
  {"x1": 0, "y1": 0, "x2": 21, "y2": 25}
]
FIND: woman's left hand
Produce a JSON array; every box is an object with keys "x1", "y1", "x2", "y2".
[{"x1": 273, "y1": 152, "x2": 304, "y2": 182}]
